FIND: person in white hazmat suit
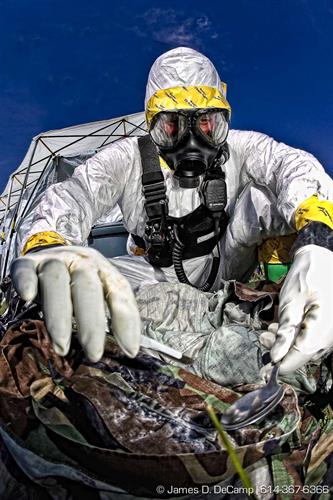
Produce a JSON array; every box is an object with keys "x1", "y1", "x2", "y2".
[{"x1": 11, "y1": 47, "x2": 333, "y2": 377}]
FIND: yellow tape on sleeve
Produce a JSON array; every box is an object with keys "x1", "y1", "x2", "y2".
[
  {"x1": 295, "y1": 195, "x2": 333, "y2": 231},
  {"x1": 22, "y1": 231, "x2": 67, "y2": 255}
]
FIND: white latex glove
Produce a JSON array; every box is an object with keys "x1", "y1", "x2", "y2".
[
  {"x1": 10, "y1": 246, "x2": 141, "y2": 362},
  {"x1": 270, "y1": 244, "x2": 333, "y2": 374}
]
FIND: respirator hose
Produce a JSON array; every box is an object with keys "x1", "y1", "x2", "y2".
[{"x1": 172, "y1": 224, "x2": 220, "y2": 292}]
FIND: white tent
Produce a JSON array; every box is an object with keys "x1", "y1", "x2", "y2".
[{"x1": 0, "y1": 112, "x2": 147, "y2": 279}]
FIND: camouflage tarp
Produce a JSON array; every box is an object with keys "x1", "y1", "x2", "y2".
[{"x1": 0, "y1": 313, "x2": 332, "y2": 499}]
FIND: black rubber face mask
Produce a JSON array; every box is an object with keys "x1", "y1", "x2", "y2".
[{"x1": 149, "y1": 109, "x2": 229, "y2": 188}]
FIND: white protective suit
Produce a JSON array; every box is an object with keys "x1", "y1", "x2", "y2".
[
  {"x1": 19, "y1": 128, "x2": 332, "y2": 285},
  {"x1": 16, "y1": 47, "x2": 333, "y2": 372}
]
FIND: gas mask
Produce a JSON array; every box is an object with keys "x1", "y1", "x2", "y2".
[{"x1": 149, "y1": 108, "x2": 229, "y2": 188}]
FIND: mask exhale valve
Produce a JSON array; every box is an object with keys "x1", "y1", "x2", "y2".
[{"x1": 173, "y1": 159, "x2": 205, "y2": 189}]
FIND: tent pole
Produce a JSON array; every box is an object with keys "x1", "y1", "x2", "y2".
[
  {"x1": 19, "y1": 155, "x2": 52, "y2": 222},
  {"x1": 1, "y1": 139, "x2": 39, "y2": 280},
  {"x1": 0, "y1": 175, "x2": 14, "y2": 237},
  {"x1": 0, "y1": 175, "x2": 14, "y2": 279}
]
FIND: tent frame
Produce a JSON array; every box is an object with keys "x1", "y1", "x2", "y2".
[{"x1": 0, "y1": 114, "x2": 147, "y2": 280}]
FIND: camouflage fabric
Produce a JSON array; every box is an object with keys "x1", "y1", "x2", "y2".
[
  {"x1": 137, "y1": 281, "x2": 321, "y2": 394},
  {"x1": 0, "y1": 317, "x2": 332, "y2": 499}
]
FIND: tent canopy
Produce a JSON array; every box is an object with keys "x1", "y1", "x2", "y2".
[{"x1": 0, "y1": 111, "x2": 147, "y2": 279}]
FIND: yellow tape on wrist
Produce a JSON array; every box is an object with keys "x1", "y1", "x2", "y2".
[
  {"x1": 22, "y1": 231, "x2": 67, "y2": 255},
  {"x1": 295, "y1": 195, "x2": 333, "y2": 231},
  {"x1": 258, "y1": 234, "x2": 297, "y2": 264},
  {"x1": 146, "y1": 85, "x2": 231, "y2": 126}
]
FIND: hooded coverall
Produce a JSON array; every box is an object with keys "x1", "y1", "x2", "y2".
[
  {"x1": 19, "y1": 48, "x2": 333, "y2": 289},
  {"x1": 15, "y1": 47, "x2": 333, "y2": 373}
]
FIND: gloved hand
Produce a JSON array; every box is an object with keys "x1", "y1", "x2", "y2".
[
  {"x1": 10, "y1": 246, "x2": 141, "y2": 361},
  {"x1": 270, "y1": 244, "x2": 333, "y2": 374}
]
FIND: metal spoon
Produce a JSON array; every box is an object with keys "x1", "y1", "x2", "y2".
[{"x1": 220, "y1": 364, "x2": 285, "y2": 430}]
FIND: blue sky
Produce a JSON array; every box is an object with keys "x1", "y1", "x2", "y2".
[{"x1": 1, "y1": 0, "x2": 332, "y2": 192}]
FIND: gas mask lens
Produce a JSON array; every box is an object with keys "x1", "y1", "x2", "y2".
[
  {"x1": 150, "y1": 109, "x2": 228, "y2": 149},
  {"x1": 195, "y1": 110, "x2": 229, "y2": 146},
  {"x1": 150, "y1": 112, "x2": 187, "y2": 148}
]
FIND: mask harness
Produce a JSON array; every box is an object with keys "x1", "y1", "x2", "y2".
[{"x1": 133, "y1": 135, "x2": 229, "y2": 292}]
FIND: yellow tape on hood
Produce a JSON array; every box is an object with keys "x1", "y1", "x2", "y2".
[
  {"x1": 146, "y1": 85, "x2": 231, "y2": 126},
  {"x1": 295, "y1": 195, "x2": 333, "y2": 231}
]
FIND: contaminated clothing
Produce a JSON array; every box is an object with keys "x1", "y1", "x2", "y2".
[{"x1": 2, "y1": 317, "x2": 331, "y2": 498}]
